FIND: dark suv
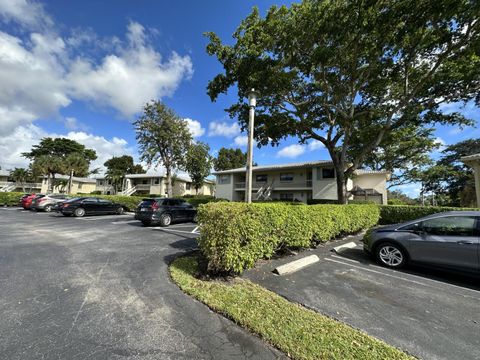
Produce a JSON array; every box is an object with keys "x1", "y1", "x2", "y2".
[{"x1": 135, "y1": 198, "x2": 196, "y2": 227}]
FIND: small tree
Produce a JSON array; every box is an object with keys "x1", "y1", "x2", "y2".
[
  {"x1": 104, "y1": 155, "x2": 145, "y2": 193},
  {"x1": 185, "y1": 142, "x2": 212, "y2": 194},
  {"x1": 213, "y1": 148, "x2": 247, "y2": 171},
  {"x1": 134, "y1": 101, "x2": 192, "y2": 197},
  {"x1": 9, "y1": 168, "x2": 29, "y2": 192}
]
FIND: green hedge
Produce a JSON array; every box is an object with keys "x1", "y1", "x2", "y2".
[
  {"x1": 0, "y1": 192, "x2": 25, "y2": 206},
  {"x1": 197, "y1": 202, "x2": 380, "y2": 274},
  {"x1": 379, "y1": 205, "x2": 477, "y2": 224}
]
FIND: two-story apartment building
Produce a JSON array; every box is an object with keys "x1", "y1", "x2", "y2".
[
  {"x1": 119, "y1": 173, "x2": 215, "y2": 196},
  {"x1": 214, "y1": 160, "x2": 390, "y2": 204},
  {"x1": 0, "y1": 169, "x2": 42, "y2": 192}
]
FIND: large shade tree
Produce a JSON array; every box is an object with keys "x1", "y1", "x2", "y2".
[
  {"x1": 23, "y1": 138, "x2": 97, "y2": 192},
  {"x1": 134, "y1": 101, "x2": 192, "y2": 197},
  {"x1": 206, "y1": 0, "x2": 480, "y2": 203}
]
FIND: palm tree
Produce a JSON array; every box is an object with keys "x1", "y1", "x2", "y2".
[{"x1": 9, "y1": 168, "x2": 29, "y2": 192}]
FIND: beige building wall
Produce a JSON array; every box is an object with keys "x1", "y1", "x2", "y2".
[{"x1": 352, "y1": 173, "x2": 388, "y2": 205}]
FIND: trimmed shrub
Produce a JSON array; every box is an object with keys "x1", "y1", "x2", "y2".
[
  {"x1": 379, "y1": 205, "x2": 477, "y2": 224},
  {"x1": 197, "y1": 202, "x2": 380, "y2": 274},
  {"x1": 0, "y1": 192, "x2": 25, "y2": 206}
]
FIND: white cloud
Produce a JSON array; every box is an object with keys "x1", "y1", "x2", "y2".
[
  {"x1": 434, "y1": 137, "x2": 446, "y2": 151},
  {"x1": 67, "y1": 22, "x2": 193, "y2": 118},
  {"x1": 0, "y1": 124, "x2": 133, "y2": 172},
  {"x1": 184, "y1": 118, "x2": 205, "y2": 138},
  {"x1": 0, "y1": 15, "x2": 193, "y2": 140},
  {"x1": 64, "y1": 117, "x2": 88, "y2": 131},
  {"x1": 208, "y1": 121, "x2": 240, "y2": 137},
  {"x1": 0, "y1": 0, "x2": 53, "y2": 30},
  {"x1": 277, "y1": 144, "x2": 306, "y2": 158},
  {"x1": 308, "y1": 140, "x2": 324, "y2": 151},
  {"x1": 233, "y1": 135, "x2": 249, "y2": 147},
  {"x1": 392, "y1": 183, "x2": 422, "y2": 198},
  {"x1": 0, "y1": 9, "x2": 194, "y2": 168}
]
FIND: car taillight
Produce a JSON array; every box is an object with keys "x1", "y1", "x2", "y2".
[
  {"x1": 39, "y1": 198, "x2": 47, "y2": 203},
  {"x1": 151, "y1": 201, "x2": 159, "y2": 210},
  {"x1": 63, "y1": 204, "x2": 69, "y2": 208}
]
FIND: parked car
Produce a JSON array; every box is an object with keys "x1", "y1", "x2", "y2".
[
  {"x1": 134, "y1": 198, "x2": 197, "y2": 227},
  {"x1": 59, "y1": 197, "x2": 125, "y2": 217},
  {"x1": 31, "y1": 194, "x2": 69, "y2": 212},
  {"x1": 19, "y1": 193, "x2": 32, "y2": 206},
  {"x1": 22, "y1": 194, "x2": 45, "y2": 210},
  {"x1": 363, "y1": 211, "x2": 480, "y2": 273}
]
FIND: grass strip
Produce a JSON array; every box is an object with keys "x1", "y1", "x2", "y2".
[{"x1": 169, "y1": 255, "x2": 414, "y2": 360}]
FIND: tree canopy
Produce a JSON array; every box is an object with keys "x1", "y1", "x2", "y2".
[
  {"x1": 213, "y1": 147, "x2": 247, "y2": 171},
  {"x1": 420, "y1": 138, "x2": 480, "y2": 207},
  {"x1": 134, "y1": 101, "x2": 192, "y2": 197},
  {"x1": 22, "y1": 137, "x2": 97, "y2": 191},
  {"x1": 104, "y1": 155, "x2": 145, "y2": 193},
  {"x1": 185, "y1": 142, "x2": 212, "y2": 194},
  {"x1": 206, "y1": 0, "x2": 480, "y2": 203}
]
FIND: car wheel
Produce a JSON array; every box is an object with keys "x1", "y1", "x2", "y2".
[
  {"x1": 116, "y1": 206, "x2": 125, "y2": 215},
  {"x1": 44, "y1": 205, "x2": 52, "y2": 212},
  {"x1": 376, "y1": 242, "x2": 406, "y2": 269},
  {"x1": 74, "y1": 207, "x2": 85, "y2": 217},
  {"x1": 160, "y1": 213, "x2": 172, "y2": 227}
]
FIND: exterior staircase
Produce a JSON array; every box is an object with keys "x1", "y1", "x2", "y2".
[
  {"x1": 0, "y1": 183, "x2": 16, "y2": 192},
  {"x1": 119, "y1": 185, "x2": 137, "y2": 196}
]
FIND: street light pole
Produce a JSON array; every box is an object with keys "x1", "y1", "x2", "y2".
[{"x1": 245, "y1": 89, "x2": 258, "y2": 203}]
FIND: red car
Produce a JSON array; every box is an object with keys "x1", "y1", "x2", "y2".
[{"x1": 22, "y1": 194, "x2": 44, "y2": 209}]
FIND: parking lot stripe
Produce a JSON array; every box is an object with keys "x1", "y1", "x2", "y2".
[
  {"x1": 325, "y1": 257, "x2": 480, "y2": 300},
  {"x1": 151, "y1": 227, "x2": 199, "y2": 235},
  {"x1": 111, "y1": 220, "x2": 138, "y2": 224},
  {"x1": 332, "y1": 241, "x2": 358, "y2": 253},
  {"x1": 191, "y1": 226, "x2": 199, "y2": 233}
]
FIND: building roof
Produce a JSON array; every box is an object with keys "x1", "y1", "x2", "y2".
[
  {"x1": 0, "y1": 169, "x2": 9, "y2": 177},
  {"x1": 213, "y1": 160, "x2": 334, "y2": 175},
  {"x1": 461, "y1": 153, "x2": 480, "y2": 163},
  {"x1": 44, "y1": 174, "x2": 97, "y2": 183},
  {"x1": 124, "y1": 172, "x2": 214, "y2": 184}
]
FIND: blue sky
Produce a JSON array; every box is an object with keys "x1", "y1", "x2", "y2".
[{"x1": 0, "y1": 0, "x2": 478, "y2": 197}]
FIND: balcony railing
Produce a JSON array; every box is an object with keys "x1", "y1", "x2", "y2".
[
  {"x1": 0, "y1": 181, "x2": 42, "y2": 188},
  {"x1": 234, "y1": 180, "x2": 312, "y2": 189}
]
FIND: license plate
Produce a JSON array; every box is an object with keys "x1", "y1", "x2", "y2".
[{"x1": 140, "y1": 207, "x2": 147, "y2": 212}]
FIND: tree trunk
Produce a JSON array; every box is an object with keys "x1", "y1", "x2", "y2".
[
  {"x1": 166, "y1": 168, "x2": 173, "y2": 197},
  {"x1": 50, "y1": 174, "x2": 55, "y2": 193},
  {"x1": 335, "y1": 170, "x2": 348, "y2": 204}
]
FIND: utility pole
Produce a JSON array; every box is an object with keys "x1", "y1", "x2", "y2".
[{"x1": 245, "y1": 89, "x2": 258, "y2": 203}]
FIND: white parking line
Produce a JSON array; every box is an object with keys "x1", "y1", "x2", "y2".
[
  {"x1": 325, "y1": 257, "x2": 480, "y2": 300},
  {"x1": 332, "y1": 241, "x2": 358, "y2": 253},
  {"x1": 111, "y1": 220, "x2": 139, "y2": 225},
  {"x1": 191, "y1": 226, "x2": 199, "y2": 233},
  {"x1": 151, "y1": 227, "x2": 199, "y2": 235},
  {"x1": 77, "y1": 215, "x2": 132, "y2": 221}
]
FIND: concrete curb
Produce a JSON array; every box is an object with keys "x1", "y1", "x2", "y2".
[
  {"x1": 332, "y1": 241, "x2": 357, "y2": 254},
  {"x1": 274, "y1": 255, "x2": 320, "y2": 275}
]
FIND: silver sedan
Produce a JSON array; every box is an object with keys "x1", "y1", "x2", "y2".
[{"x1": 363, "y1": 211, "x2": 480, "y2": 273}]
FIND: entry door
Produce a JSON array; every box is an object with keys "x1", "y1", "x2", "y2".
[{"x1": 410, "y1": 215, "x2": 479, "y2": 270}]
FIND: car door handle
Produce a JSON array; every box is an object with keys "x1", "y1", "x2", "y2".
[{"x1": 457, "y1": 241, "x2": 474, "y2": 245}]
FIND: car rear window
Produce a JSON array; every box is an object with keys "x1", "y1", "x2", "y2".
[
  {"x1": 64, "y1": 197, "x2": 80, "y2": 203},
  {"x1": 139, "y1": 198, "x2": 164, "y2": 207}
]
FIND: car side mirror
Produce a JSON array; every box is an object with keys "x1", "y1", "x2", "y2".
[{"x1": 411, "y1": 223, "x2": 424, "y2": 235}]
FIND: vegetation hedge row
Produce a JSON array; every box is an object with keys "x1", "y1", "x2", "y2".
[
  {"x1": 378, "y1": 205, "x2": 477, "y2": 224},
  {"x1": 0, "y1": 192, "x2": 25, "y2": 206},
  {"x1": 197, "y1": 202, "x2": 380, "y2": 274}
]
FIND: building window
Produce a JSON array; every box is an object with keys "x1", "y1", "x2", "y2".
[
  {"x1": 317, "y1": 167, "x2": 335, "y2": 180},
  {"x1": 98, "y1": 181, "x2": 104, "y2": 186},
  {"x1": 280, "y1": 193, "x2": 294, "y2": 201},
  {"x1": 280, "y1": 173, "x2": 294, "y2": 182},
  {"x1": 78, "y1": 183, "x2": 83, "y2": 189},
  {"x1": 218, "y1": 175, "x2": 231, "y2": 184},
  {"x1": 186, "y1": 183, "x2": 191, "y2": 190},
  {"x1": 142, "y1": 179, "x2": 148, "y2": 184},
  {"x1": 256, "y1": 174, "x2": 268, "y2": 183},
  {"x1": 154, "y1": 178, "x2": 160, "y2": 185}
]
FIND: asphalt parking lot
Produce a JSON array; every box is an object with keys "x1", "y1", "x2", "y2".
[
  {"x1": 245, "y1": 236, "x2": 480, "y2": 360},
  {"x1": 0, "y1": 208, "x2": 282, "y2": 360}
]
